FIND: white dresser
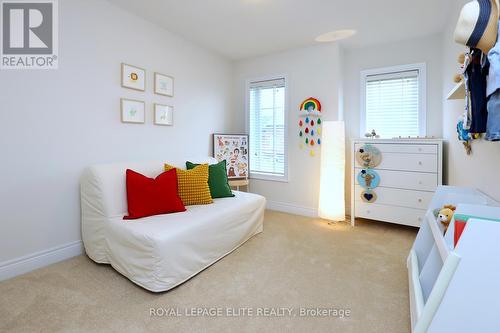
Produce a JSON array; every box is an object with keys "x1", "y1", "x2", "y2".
[{"x1": 351, "y1": 139, "x2": 443, "y2": 227}]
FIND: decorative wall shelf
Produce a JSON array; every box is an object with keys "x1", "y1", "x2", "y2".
[{"x1": 446, "y1": 81, "x2": 465, "y2": 100}]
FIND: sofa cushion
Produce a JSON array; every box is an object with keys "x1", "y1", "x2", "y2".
[
  {"x1": 165, "y1": 163, "x2": 213, "y2": 206},
  {"x1": 186, "y1": 160, "x2": 234, "y2": 199},
  {"x1": 124, "y1": 169, "x2": 186, "y2": 220}
]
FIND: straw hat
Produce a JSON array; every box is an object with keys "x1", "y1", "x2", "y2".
[{"x1": 454, "y1": 0, "x2": 499, "y2": 54}]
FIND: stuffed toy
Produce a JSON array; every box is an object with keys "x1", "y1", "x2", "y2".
[
  {"x1": 437, "y1": 205, "x2": 456, "y2": 234},
  {"x1": 433, "y1": 204, "x2": 456, "y2": 217},
  {"x1": 452, "y1": 52, "x2": 466, "y2": 83},
  {"x1": 453, "y1": 73, "x2": 463, "y2": 83},
  {"x1": 457, "y1": 120, "x2": 473, "y2": 155},
  {"x1": 458, "y1": 52, "x2": 465, "y2": 65}
]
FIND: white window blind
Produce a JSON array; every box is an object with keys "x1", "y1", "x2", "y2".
[
  {"x1": 364, "y1": 69, "x2": 422, "y2": 138},
  {"x1": 248, "y1": 78, "x2": 286, "y2": 179}
]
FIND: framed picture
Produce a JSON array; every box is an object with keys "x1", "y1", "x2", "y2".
[
  {"x1": 213, "y1": 134, "x2": 249, "y2": 179},
  {"x1": 154, "y1": 104, "x2": 173, "y2": 126},
  {"x1": 154, "y1": 72, "x2": 174, "y2": 97},
  {"x1": 121, "y1": 98, "x2": 145, "y2": 124},
  {"x1": 121, "y1": 63, "x2": 145, "y2": 91}
]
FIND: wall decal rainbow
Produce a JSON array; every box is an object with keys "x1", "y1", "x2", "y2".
[
  {"x1": 300, "y1": 97, "x2": 321, "y2": 112},
  {"x1": 298, "y1": 97, "x2": 322, "y2": 157}
]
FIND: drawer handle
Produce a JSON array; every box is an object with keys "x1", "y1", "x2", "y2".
[
  {"x1": 366, "y1": 210, "x2": 370, "y2": 214},
  {"x1": 418, "y1": 148, "x2": 422, "y2": 152},
  {"x1": 418, "y1": 180, "x2": 423, "y2": 184},
  {"x1": 418, "y1": 161, "x2": 423, "y2": 165},
  {"x1": 418, "y1": 198, "x2": 422, "y2": 203},
  {"x1": 418, "y1": 217, "x2": 422, "y2": 222}
]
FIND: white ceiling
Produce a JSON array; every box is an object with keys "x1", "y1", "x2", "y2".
[{"x1": 107, "y1": 0, "x2": 451, "y2": 60}]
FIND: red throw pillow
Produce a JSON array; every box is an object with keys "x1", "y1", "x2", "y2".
[{"x1": 124, "y1": 169, "x2": 186, "y2": 220}]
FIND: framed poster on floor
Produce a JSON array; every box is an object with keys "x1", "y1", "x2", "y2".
[{"x1": 213, "y1": 134, "x2": 249, "y2": 179}]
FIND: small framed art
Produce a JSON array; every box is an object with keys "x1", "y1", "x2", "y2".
[
  {"x1": 121, "y1": 98, "x2": 145, "y2": 124},
  {"x1": 154, "y1": 104, "x2": 173, "y2": 126},
  {"x1": 154, "y1": 72, "x2": 174, "y2": 97},
  {"x1": 121, "y1": 63, "x2": 145, "y2": 91},
  {"x1": 213, "y1": 134, "x2": 249, "y2": 179}
]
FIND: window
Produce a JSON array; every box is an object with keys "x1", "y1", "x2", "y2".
[
  {"x1": 361, "y1": 63, "x2": 426, "y2": 138},
  {"x1": 247, "y1": 77, "x2": 287, "y2": 181}
]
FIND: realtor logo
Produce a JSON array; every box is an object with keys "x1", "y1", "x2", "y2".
[{"x1": 1, "y1": 0, "x2": 58, "y2": 69}]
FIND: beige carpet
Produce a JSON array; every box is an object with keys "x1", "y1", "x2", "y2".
[{"x1": 0, "y1": 210, "x2": 417, "y2": 333}]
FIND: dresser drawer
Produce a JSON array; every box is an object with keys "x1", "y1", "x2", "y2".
[
  {"x1": 356, "y1": 152, "x2": 437, "y2": 173},
  {"x1": 355, "y1": 143, "x2": 437, "y2": 155},
  {"x1": 355, "y1": 168, "x2": 438, "y2": 191},
  {"x1": 355, "y1": 186, "x2": 433, "y2": 210},
  {"x1": 355, "y1": 202, "x2": 425, "y2": 227}
]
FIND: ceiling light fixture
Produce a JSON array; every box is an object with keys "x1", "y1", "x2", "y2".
[{"x1": 315, "y1": 30, "x2": 357, "y2": 43}]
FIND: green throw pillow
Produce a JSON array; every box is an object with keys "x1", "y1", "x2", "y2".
[{"x1": 186, "y1": 160, "x2": 234, "y2": 198}]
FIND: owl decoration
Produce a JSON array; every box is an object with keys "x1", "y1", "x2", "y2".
[{"x1": 298, "y1": 97, "x2": 322, "y2": 157}]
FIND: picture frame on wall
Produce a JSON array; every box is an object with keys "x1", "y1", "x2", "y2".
[
  {"x1": 213, "y1": 134, "x2": 249, "y2": 179},
  {"x1": 121, "y1": 98, "x2": 145, "y2": 124},
  {"x1": 121, "y1": 63, "x2": 146, "y2": 91},
  {"x1": 154, "y1": 72, "x2": 174, "y2": 97},
  {"x1": 154, "y1": 103, "x2": 173, "y2": 126}
]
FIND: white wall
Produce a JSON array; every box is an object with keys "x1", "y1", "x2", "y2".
[
  {"x1": 342, "y1": 34, "x2": 444, "y2": 211},
  {"x1": 0, "y1": 0, "x2": 233, "y2": 264},
  {"x1": 232, "y1": 35, "x2": 445, "y2": 216},
  {"x1": 232, "y1": 44, "x2": 342, "y2": 215},
  {"x1": 442, "y1": 0, "x2": 500, "y2": 201}
]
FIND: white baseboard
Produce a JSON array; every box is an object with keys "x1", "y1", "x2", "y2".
[
  {"x1": 266, "y1": 200, "x2": 319, "y2": 218},
  {"x1": 0, "y1": 240, "x2": 83, "y2": 282}
]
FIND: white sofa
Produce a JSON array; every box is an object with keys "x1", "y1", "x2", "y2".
[{"x1": 80, "y1": 159, "x2": 265, "y2": 292}]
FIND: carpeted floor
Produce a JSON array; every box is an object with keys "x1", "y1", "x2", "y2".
[{"x1": 0, "y1": 210, "x2": 417, "y2": 333}]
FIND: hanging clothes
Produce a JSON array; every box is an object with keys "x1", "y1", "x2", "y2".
[
  {"x1": 462, "y1": 51, "x2": 472, "y2": 130},
  {"x1": 486, "y1": 24, "x2": 500, "y2": 141},
  {"x1": 466, "y1": 48, "x2": 488, "y2": 134},
  {"x1": 486, "y1": 93, "x2": 500, "y2": 140},
  {"x1": 487, "y1": 24, "x2": 500, "y2": 96}
]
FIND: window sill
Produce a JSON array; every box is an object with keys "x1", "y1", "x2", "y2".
[{"x1": 250, "y1": 173, "x2": 288, "y2": 183}]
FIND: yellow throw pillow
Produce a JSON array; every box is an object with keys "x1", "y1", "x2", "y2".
[{"x1": 164, "y1": 163, "x2": 213, "y2": 206}]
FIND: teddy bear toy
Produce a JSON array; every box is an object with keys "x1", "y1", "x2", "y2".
[{"x1": 437, "y1": 205, "x2": 456, "y2": 234}]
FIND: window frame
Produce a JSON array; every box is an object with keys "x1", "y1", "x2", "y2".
[
  {"x1": 245, "y1": 74, "x2": 289, "y2": 183},
  {"x1": 360, "y1": 63, "x2": 427, "y2": 138}
]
